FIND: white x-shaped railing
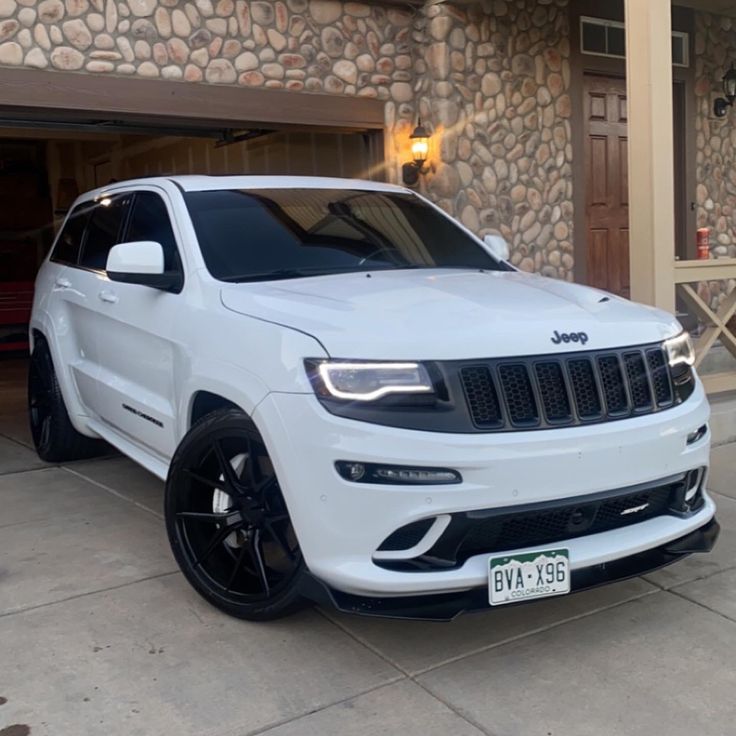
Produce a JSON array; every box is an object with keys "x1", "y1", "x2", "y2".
[{"x1": 674, "y1": 259, "x2": 736, "y2": 395}]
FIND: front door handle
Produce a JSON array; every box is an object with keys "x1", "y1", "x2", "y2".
[
  {"x1": 55, "y1": 277, "x2": 71, "y2": 289},
  {"x1": 98, "y1": 290, "x2": 118, "y2": 304}
]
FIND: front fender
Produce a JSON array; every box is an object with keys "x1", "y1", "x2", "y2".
[
  {"x1": 176, "y1": 330, "x2": 327, "y2": 444},
  {"x1": 178, "y1": 361, "x2": 270, "y2": 441}
]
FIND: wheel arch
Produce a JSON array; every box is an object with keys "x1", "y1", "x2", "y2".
[
  {"x1": 178, "y1": 357, "x2": 271, "y2": 441},
  {"x1": 189, "y1": 390, "x2": 247, "y2": 428},
  {"x1": 30, "y1": 327, "x2": 45, "y2": 352},
  {"x1": 28, "y1": 323, "x2": 97, "y2": 438}
]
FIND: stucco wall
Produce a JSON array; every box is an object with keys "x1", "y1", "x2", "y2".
[{"x1": 0, "y1": 0, "x2": 576, "y2": 279}]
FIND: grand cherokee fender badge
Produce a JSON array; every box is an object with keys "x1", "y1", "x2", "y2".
[
  {"x1": 122, "y1": 403, "x2": 164, "y2": 428},
  {"x1": 551, "y1": 330, "x2": 589, "y2": 346}
]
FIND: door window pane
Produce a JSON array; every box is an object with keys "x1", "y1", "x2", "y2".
[
  {"x1": 581, "y1": 21, "x2": 606, "y2": 55},
  {"x1": 79, "y1": 195, "x2": 130, "y2": 271},
  {"x1": 607, "y1": 26, "x2": 625, "y2": 57},
  {"x1": 126, "y1": 192, "x2": 180, "y2": 271},
  {"x1": 51, "y1": 203, "x2": 91, "y2": 265},
  {"x1": 672, "y1": 34, "x2": 689, "y2": 67}
]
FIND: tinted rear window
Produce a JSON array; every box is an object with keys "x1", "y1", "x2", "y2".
[
  {"x1": 184, "y1": 188, "x2": 504, "y2": 282},
  {"x1": 51, "y1": 203, "x2": 91, "y2": 265}
]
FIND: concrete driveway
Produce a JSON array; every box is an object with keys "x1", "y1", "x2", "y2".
[{"x1": 1, "y1": 356, "x2": 735, "y2": 736}]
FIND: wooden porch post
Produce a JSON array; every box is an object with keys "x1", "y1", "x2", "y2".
[{"x1": 624, "y1": 0, "x2": 676, "y2": 313}]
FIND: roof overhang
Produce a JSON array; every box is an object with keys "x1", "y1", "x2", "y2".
[{"x1": 0, "y1": 68, "x2": 387, "y2": 136}]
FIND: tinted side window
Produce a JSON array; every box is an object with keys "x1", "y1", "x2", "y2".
[
  {"x1": 51, "y1": 204, "x2": 91, "y2": 265},
  {"x1": 79, "y1": 194, "x2": 131, "y2": 271},
  {"x1": 126, "y1": 192, "x2": 181, "y2": 271}
]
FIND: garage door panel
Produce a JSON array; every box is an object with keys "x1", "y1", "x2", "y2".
[
  {"x1": 247, "y1": 143, "x2": 268, "y2": 174},
  {"x1": 208, "y1": 143, "x2": 228, "y2": 174},
  {"x1": 287, "y1": 132, "x2": 317, "y2": 176},
  {"x1": 82, "y1": 129, "x2": 383, "y2": 182},
  {"x1": 313, "y1": 134, "x2": 343, "y2": 177},
  {"x1": 341, "y1": 133, "x2": 370, "y2": 178}
]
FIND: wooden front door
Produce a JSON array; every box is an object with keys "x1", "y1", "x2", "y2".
[{"x1": 584, "y1": 74, "x2": 630, "y2": 298}]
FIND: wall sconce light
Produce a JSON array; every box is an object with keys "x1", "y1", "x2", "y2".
[
  {"x1": 402, "y1": 120, "x2": 430, "y2": 186},
  {"x1": 714, "y1": 64, "x2": 736, "y2": 117}
]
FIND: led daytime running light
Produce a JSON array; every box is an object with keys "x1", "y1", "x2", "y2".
[
  {"x1": 317, "y1": 361, "x2": 433, "y2": 401},
  {"x1": 335, "y1": 461, "x2": 462, "y2": 485}
]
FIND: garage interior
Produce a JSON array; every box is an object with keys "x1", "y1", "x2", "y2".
[{"x1": 0, "y1": 69, "x2": 386, "y2": 355}]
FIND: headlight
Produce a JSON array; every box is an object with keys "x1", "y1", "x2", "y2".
[
  {"x1": 306, "y1": 360, "x2": 434, "y2": 401},
  {"x1": 664, "y1": 331, "x2": 695, "y2": 368}
]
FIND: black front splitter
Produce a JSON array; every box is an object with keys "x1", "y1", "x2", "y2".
[{"x1": 300, "y1": 518, "x2": 720, "y2": 622}]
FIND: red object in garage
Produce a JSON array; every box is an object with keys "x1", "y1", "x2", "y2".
[{"x1": 0, "y1": 281, "x2": 34, "y2": 353}]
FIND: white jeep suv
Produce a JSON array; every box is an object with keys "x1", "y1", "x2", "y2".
[{"x1": 29, "y1": 176, "x2": 718, "y2": 621}]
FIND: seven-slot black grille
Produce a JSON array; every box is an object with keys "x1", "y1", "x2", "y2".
[{"x1": 460, "y1": 344, "x2": 674, "y2": 431}]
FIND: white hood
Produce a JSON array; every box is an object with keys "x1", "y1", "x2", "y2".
[{"x1": 220, "y1": 269, "x2": 681, "y2": 360}]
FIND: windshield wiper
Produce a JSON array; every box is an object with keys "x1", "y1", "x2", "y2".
[
  {"x1": 220, "y1": 269, "x2": 323, "y2": 283},
  {"x1": 221, "y1": 263, "x2": 491, "y2": 283},
  {"x1": 221, "y1": 265, "x2": 392, "y2": 283}
]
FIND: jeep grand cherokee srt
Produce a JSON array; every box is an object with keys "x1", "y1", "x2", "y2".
[{"x1": 28, "y1": 176, "x2": 718, "y2": 620}]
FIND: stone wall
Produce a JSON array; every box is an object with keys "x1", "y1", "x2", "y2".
[
  {"x1": 693, "y1": 11, "x2": 736, "y2": 312},
  {"x1": 0, "y1": 0, "x2": 414, "y2": 89},
  {"x1": 0, "y1": 0, "x2": 576, "y2": 279},
  {"x1": 694, "y1": 11, "x2": 736, "y2": 260},
  {"x1": 414, "y1": 0, "x2": 574, "y2": 279}
]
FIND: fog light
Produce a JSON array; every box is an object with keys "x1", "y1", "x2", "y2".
[
  {"x1": 341, "y1": 462, "x2": 366, "y2": 481},
  {"x1": 335, "y1": 461, "x2": 462, "y2": 485}
]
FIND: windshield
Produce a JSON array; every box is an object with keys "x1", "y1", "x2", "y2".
[{"x1": 184, "y1": 188, "x2": 507, "y2": 282}]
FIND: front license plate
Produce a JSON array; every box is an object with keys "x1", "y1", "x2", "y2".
[{"x1": 489, "y1": 548, "x2": 570, "y2": 606}]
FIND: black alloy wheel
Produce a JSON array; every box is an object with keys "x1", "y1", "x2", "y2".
[{"x1": 165, "y1": 409, "x2": 306, "y2": 620}]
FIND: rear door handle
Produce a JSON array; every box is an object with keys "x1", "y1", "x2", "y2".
[
  {"x1": 55, "y1": 277, "x2": 71, "y2": 289},
  {"x1": 98, "y1": 290, "x2": 118, "y2": 304}
]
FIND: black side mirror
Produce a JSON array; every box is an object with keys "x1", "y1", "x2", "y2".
[{"x1": 107, "y1": 269, "x2": 183, "y2": 293}]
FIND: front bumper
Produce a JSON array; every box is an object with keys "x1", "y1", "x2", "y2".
[
  {"x1": 299, "y1": 518, "x2": 720, "y2": 620},
  {"x1": 253, "y1": 382, "x2": 714, "y2": 599}
]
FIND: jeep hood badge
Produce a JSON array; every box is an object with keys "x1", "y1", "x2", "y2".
[{"x1": 551, "y1": 330, "x2": 589, "y2": 346}]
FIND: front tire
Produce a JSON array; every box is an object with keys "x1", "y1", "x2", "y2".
[
  {"x1": 165, "y1": 409, "x2": 306, "y2": 621},
  {"x1": 28, "y1": 338, "x2": 106, "y2": 463}
]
